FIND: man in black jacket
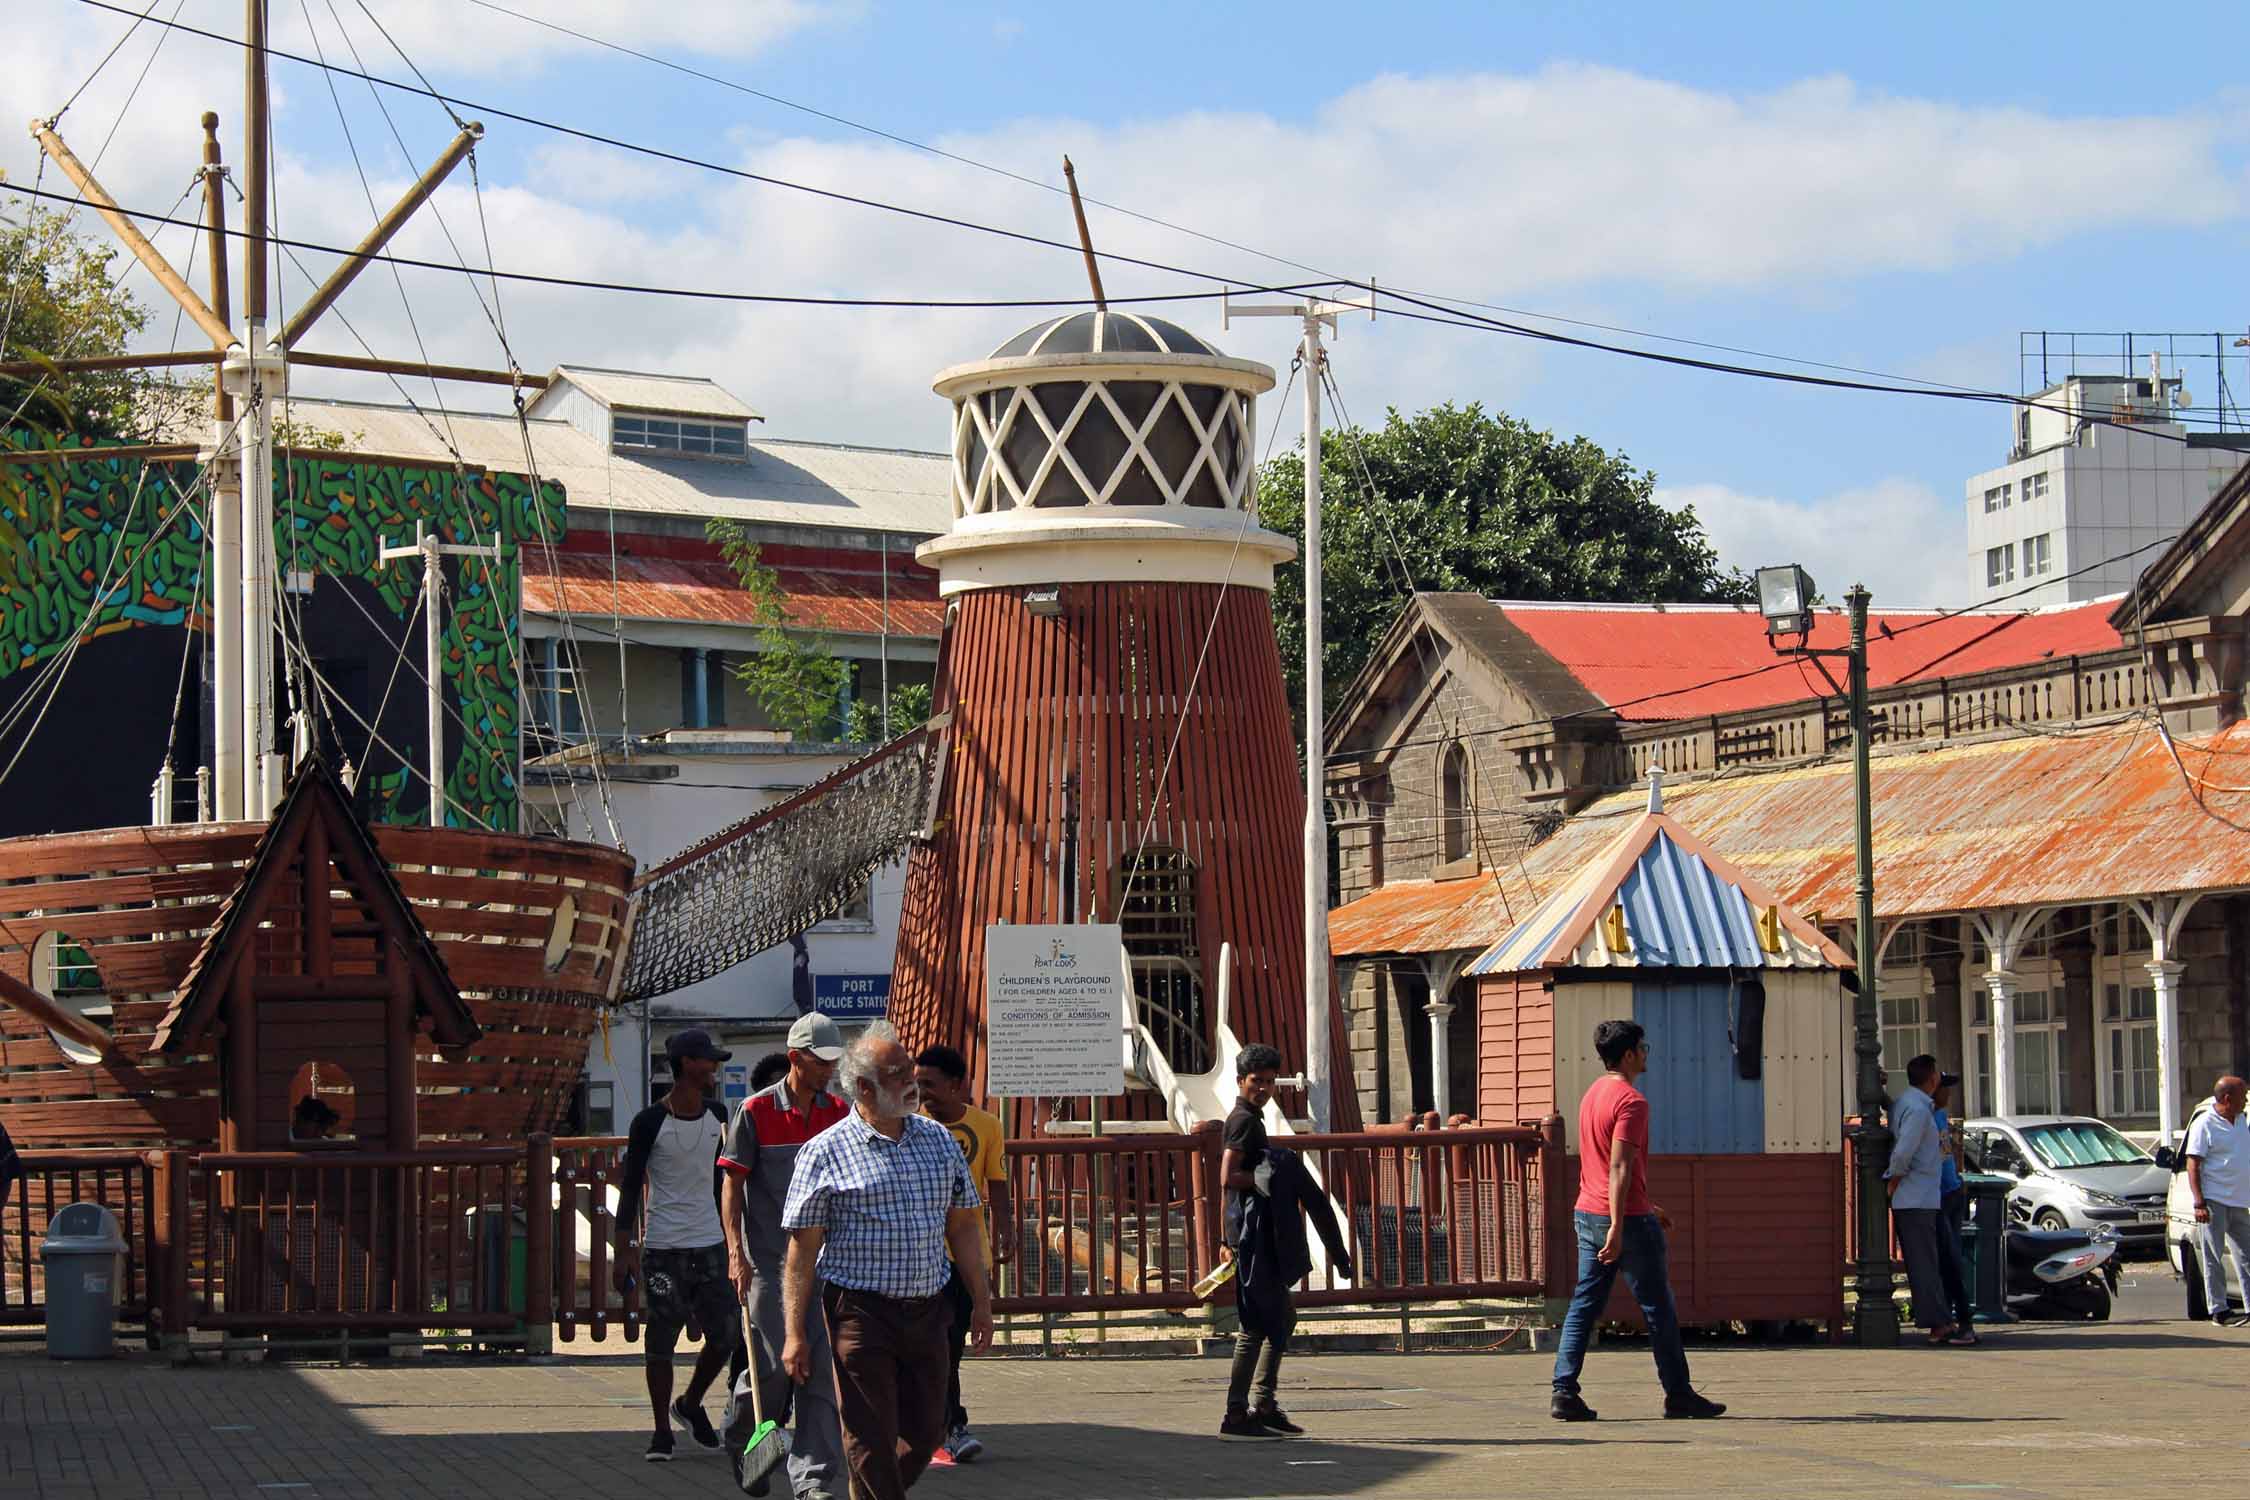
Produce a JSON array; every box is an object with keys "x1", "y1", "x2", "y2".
[{"x1": 615, "y1": 1030, "x2": 740, "y2": 1463}]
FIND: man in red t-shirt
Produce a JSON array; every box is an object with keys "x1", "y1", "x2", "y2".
[{"x1": 1550, "y1": 1018, "x2": 1727, "y2": 1424}]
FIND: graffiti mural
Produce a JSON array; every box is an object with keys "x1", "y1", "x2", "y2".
[{"x1": 0, "y1": 431, "x2": 565, "y2": 832}]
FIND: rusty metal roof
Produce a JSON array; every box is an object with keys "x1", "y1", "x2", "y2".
[
  {"x1": 545, "y1": 366, "x2": 760, "y2": 420},
  {"x1": 1333, "y1": 720, "x2": 2250, "y2": 961},
  {"x1": 523, "y1": 541, "x2": 943, "y2": 638},
  {"x1": 1325, "y1": 874, "x2": 1520, "y2": 957}
]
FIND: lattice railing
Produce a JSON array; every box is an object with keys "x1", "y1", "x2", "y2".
[{"x1": 615, "y1": 723, "x2": 943, "y2": 1002}]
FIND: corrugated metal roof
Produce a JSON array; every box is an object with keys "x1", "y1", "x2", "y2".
[
  {"x1": 546, "y1": 366, "x2": 761, "y2": 420},
  {"x1": 243, "y1": 398, "x2": 952, "y2": 538},
  {"x1": 1493, "y1": 597, "x2": 2126, "y2": 721},
  {"x1": 522, "y1": 546, "x2": 943, "y2": 638},
  {"x1": 1321, "y1": 874, "x2": 1519, "y2": 957},
  {"x1": 1467, "y1": 812, "x2": 1844, "y2": 974}
]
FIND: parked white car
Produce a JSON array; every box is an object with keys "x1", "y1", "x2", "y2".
[
  {"x1": 2157, "y1": 1095, "x2": 2245, "y2": 1319},
  {"x1": 1961, "y1": 1116, "x2": 2169, "y2": 1254}
]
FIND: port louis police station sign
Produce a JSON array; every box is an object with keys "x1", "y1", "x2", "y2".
[{"x1": 983, "y1": 924, "x2": 1127, "y2": 1098}]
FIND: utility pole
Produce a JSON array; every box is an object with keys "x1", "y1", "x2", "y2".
[
  {"x1": 1225, "y1": 285, "x2": 1375, "y2": 1133},
  {"x1": 379, "y1": 524, "x2": 492, "y2": 827}
]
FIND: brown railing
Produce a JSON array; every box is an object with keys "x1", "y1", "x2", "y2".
[
  {"x1": 2, "y1": 1149, "x2": 156, "y2": 1332},
  {"x1": 997, "y1": 1121, "x2": 1553, "y2": 1316},
  {"x1": 551, "y1": 1136, "x2": 641, "y2": 1342}
]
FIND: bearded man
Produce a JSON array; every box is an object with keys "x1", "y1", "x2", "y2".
[{"x1": 779, "y1": 1025, "x2": 993, "y2": 1500}]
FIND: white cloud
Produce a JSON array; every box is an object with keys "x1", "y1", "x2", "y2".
[{"x1": 1659, "y1": 477, "x2": 1962, "y2": 607}]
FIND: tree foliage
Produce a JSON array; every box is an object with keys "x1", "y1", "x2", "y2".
[
  {"x1": 710, "y1": 518, "x2": 852, "y2": 742},
  {"x1": 0, "y1": 207, "x2": 159, "y2": 440},
  {"x1": 1255, "y1": 401, "x2": 1751, "y2": 725}
]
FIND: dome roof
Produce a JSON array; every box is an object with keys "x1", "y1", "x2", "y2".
[{"x1": 990, "y1": 310, "x2": 1217, "y2": 359}]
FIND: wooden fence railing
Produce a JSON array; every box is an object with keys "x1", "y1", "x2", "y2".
[
  {"x1": 2, "y1": 1150, "x2": 156, "y2": 1333},
  {"x1": 5, "y1": 1124, "x2": 1555, "y2": 1351}
]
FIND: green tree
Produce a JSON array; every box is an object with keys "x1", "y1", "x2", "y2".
[
  {"x1": 709, "y1": 518, "x2": 852, "y2": 742},
  {"x1": 0, "y1": 206, "x2": 158, "y2": 440},
  {"x1": 843, "y1": 679, "x2": 934, "y2": 745},
  {"x1": 1256, "y1": 401, "x2": 1751, "y2": 726}
]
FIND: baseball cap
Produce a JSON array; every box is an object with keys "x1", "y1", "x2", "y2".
[
  {"x1": 787, "y1": 1011, "x2": 846, "y2": 1061},
  {"x1": 665, "y1": 1028, "x2": 732, "y2": 1065}
]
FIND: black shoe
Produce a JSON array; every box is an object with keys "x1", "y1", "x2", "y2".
[
  {"x1": 1220, "y1": 1410, "x2": 1281, "y2": 1438},
  {"x1": 1252, "y1": 1406, "x2": 1305, "y2": 1436},
  {"x1": 645, "y1": 1431, "x2": 675, "y2": 1463},
  {"x1": 1549, "y1": 1392, "x2": 1598, "y2": 1422},
  {"x1": 1663, "y1": 1391, "x2": 1727, "y2": 1420},
  {"x1": 670, "y1": 1396, "x2": 720, "y2": 1450}
]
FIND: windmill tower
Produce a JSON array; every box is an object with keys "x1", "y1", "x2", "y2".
[{"x1": 888, "y1": 309, "x2": 1358, "y2": 1132}]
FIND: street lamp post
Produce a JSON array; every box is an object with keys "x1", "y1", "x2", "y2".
[{"x1": 1755, "y1": 566, "x2": 1898, "y2": 1348}]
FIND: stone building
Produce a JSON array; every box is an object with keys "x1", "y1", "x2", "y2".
[{"x1": 1326, "y1": 463, "x2": 2250, "y2": 1141}]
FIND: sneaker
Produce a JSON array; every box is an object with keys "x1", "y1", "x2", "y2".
[
  {"x1": 947, "y1": 1424, "x2": 986, "y2": 1462},
  {"x1": 1663, "y1": 1391, "x2": 1728, "y2": 1420},
  {"x1": 1251, "y1": 1406, "x2": 1305, "y2": 1436},
  {"x1": 1220, "y1": 1410, "x2": 1280, "y2": 1438},
  {"x1": 925, "y1": 1443, "x2": 957, "y2": 1468},
  {"x1": 670, "y1": 1396, "x2": 720, "y2": 1450},
  {"x1": 1549, "y1": 1392, "x2": 1598, "y2": 1423},
  {"x1": 645, "y1": 1431, "x2": 675, "y2": 1463}
]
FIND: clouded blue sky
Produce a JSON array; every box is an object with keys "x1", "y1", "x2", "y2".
[{"x1": 9, "y1": 0, "x2": 2248, "y2": 605}]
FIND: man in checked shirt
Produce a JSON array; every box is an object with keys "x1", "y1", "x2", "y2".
[{"x1": 781, "y1": 1025, "x2": 993, "y2": 1500}]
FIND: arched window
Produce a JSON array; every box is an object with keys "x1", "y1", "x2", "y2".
[
  {"x1": 1440, "y1": 741, "x2": 1472, "y2": 866},
  {"x1": 288, "y1": 1060, "x2": 359, "y2": 1142},
  {"x1": 1118, "y1": 848, "x2": 1209, "y2": 1074}
]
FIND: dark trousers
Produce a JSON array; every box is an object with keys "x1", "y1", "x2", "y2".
[
  {"x1": 943, "y1": 1267, "x2": 971, "y2": 1430},
  {"x1": 1226, "y1": 1323, "x2": 1288, "y2": 1414},
  {"x1": 1893, "y1": 1206, "x2": 1951, "y2": 1331},
  {"x1": 1551, "y1": 1211, "x2": 1691, "y2": 1399},
  {"x1": 822, "y1": 1282, "x2": 951, "y2": 1500},
  {"x1": 1936, "y1": 1187, "x2": 1974, "y2": 1328}
]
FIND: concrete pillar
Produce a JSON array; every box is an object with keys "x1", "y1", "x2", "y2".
[
  {"x1": 1427, "y1": 1000, "x2": 1455, "y2": 1122},
  {"x1": 689, "y1": 647, "x2": 711, "y2": 729},
  {"x1": 2149, "y1": 958, "x2": 2187, "y2": 1142},
  {"x1": 1929, "y1": 931, "x2": 1965, "y2": 1079},
  {"x1": 1986, "y1": 969, "x2": 2019, "y2": 1118},
  {"x1": 2059, "y1": 921, "x2": 2097, "y2": 1119}
]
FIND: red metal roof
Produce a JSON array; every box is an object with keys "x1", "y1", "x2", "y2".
[
  {"x1": 1495, "y1": 597, "x2": 2125, "y2": 721},
  {"x1": 523, "y1": 538, "x2": 942, "y2": 638},
  {"x1": 1331, "y1": 720, "x2": 2250, "y2": 960}
]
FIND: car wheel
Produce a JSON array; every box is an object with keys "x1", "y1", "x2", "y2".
[
  {"x1": 2184, "y1": 1247, "x2": 2210, "y2": 1322},
  {"x1": 2035, "y1": 1209, "x2": 2070, "y2": 1232}
]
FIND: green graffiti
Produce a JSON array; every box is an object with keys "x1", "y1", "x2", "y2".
[{"x1": 0, "y1": 430, "x2": 567, "y2": 833}]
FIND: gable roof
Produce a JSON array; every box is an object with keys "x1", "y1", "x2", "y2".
[
  {"x1": 1467, "y1": 801, "x2": 1848, "y2": 975},
  {"x1": 1323, "y1": 873, "x2": 1519, "y2": 959},
  {"x1": 544, "y1": 366, "x2": 762, "y2": 421},
  {"x1": 153, "y1": 757, "x2": 476, "y2": 1054},
  {"x1": 1491, "y1": 596, "x2": 2127, "y2": 722}
]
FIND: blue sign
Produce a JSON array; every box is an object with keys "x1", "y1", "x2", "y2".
[{"x1": 814, "y1": 972, "x2": 891, "y2": 1021}]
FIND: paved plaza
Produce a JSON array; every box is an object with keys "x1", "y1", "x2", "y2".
[{"x1": 0, "y1": 1273, "x2": 2216, "y2": 1499}]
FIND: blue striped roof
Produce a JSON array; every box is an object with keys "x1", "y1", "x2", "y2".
[{"x1": 1468, "y1": 811, "x2": 1839, "y2": 975}]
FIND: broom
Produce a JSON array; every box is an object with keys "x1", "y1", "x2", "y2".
[{"x1": 733, "y1": 1305, "x2": 789, "y2": 1497}]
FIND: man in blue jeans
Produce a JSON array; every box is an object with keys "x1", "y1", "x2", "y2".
[{"x1": 1551, "y1": 1018, "x2": 1726, "y2": 1423}]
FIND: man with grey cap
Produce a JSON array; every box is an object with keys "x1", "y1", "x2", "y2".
[{"x1": 720, "y1": 1012, "x2": 849, "y2": 1499}]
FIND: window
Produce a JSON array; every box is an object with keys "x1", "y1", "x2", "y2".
[
  {"x1": 2024, "y1": 532, "x2": 2052, "y2": 577},
  {"x1": 1439, "y1": 740, "x2": 1472, "y2": 865},
  {"x1": 612, "y1": 412, "x2": 749, "y2": 458},
  {"x1": 2022, "y1": 471, "x2": 2050, "y2": 502},
  {"x1": 288, "y1": 1060, "x2": 358, "y2": 1142},
  {"x1": 1879, "y1": 990, "x2": 1937, "y2": 1099},
  {"x1": 31, "y1": 929, "x2": 109, "y2": 1065},
  {"x1": 2021, "y1": 1119, "x2": 2150, "y2": 1169},
  {"x1": 814, "y1": 877, "x2": 875, "y2": 929},
  {"x1": 1985, "y1": 543, "x2": 2016, "y2": 588},
  {"x1": 1983, "y1": 482, "x2": 2012, "y2": 513},
  {"x1": 1118, "y1": 849, "x2": 1208, "y2": 1074},
  {"x1": 1969, "y1": 984, "x2": 2067, "y2": 1116},
  {"x1": 2100, "y1": 983, "x2": 2159, "y2": 1118}
]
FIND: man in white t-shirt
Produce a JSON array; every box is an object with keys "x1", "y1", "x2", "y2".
[
  {"x1": 2187, "y1": 1075, "x2": 2250, "y2": 1326},
  {"x1": 615, "y1": 1029, "x2": 739, "y2": 1461}
]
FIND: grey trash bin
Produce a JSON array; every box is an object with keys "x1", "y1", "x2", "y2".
[{"x1": 42, "y1": 1202, "x2": 127, "y2": 1359}]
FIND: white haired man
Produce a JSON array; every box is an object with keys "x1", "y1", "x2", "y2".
[{"x1": 780, "y1": 1026, "x2": 993, "y2": 1500}]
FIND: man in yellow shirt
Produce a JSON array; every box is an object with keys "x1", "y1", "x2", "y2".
[{"x1": 916, "y1": 1044, "x2": 1016, "y2": 1465}]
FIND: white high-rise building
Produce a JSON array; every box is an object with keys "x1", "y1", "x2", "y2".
[{"x1": 1966, "y1": 365, "x2": 2250, "y2": 605}]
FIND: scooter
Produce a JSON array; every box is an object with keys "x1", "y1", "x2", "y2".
[{"x1": 2002, "y1": 1213, "x2": 2120, "y2": 1320}]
